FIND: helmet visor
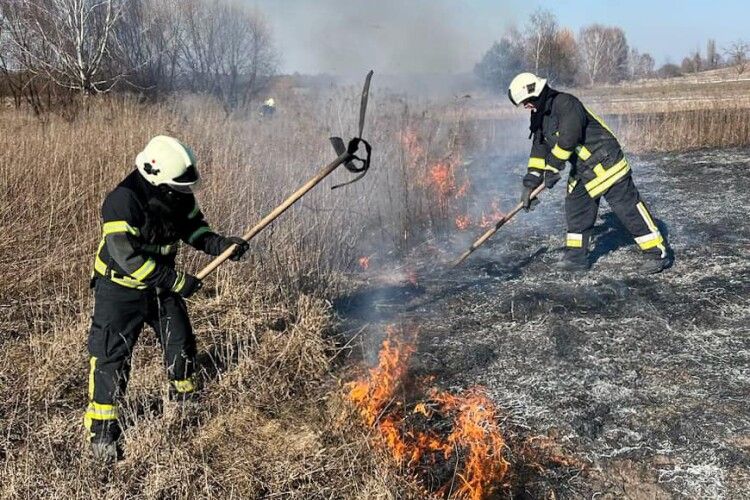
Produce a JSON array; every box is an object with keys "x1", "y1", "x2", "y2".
[
  {"x1": 167, "y1": 165, "x2": 200, "y2": 193},
  {"x1": 166, "y1": 178, "x2": 203, "y2": 194},
  {"x1": 173, "y1": 165, "x2": 199, "y2": 184},
  {"x1": 507, "y1": 88, "x2": 518, "y2": 106}
]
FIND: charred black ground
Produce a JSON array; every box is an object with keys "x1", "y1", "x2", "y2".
[{"x1": 338, "y1": 148, "x2": 750, "y2": 498}]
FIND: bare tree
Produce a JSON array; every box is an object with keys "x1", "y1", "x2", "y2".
[
  {"x1": 681, "y1": 50, "x2": 702, "y2": 74},
  {"x1": 578, "y1": 24, "x2": 628, "y2": 85},
  {"x1": 548, "y1": 28, "x2": 578, "y2": 85},
  {"x1": 2, "y1": 0, "x2": 126, "y2": 94},
  {"x1": 112, "y1": 0, "x2": 182, "y2": 95},
  {"x1": 525, "y1": 8, "x2": 557, "y2": 77},
  {"x1": 0, "y1": 4, "x2": 55, "y2": 112},
  {"x1": 639, "y1": 52, "x2": 655, "y2": 78},
  {"x1": 179, "y1": 0, "x2": 277, "y2": 109},
  {"x1": 219, "y1": 3, "x2": 277, "y2": 107},
  {"x1": 724, "y1": 39, "x2": 749, "y2": 78},
  {"x1": 628, "y1": 48, "x2": 655, "y2": 80}
]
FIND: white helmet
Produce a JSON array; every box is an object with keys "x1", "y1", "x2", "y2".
[
  {"x1": 508, "y1": 72, "x2": 547, "y2": 107},
  {"x1": 136, "y1": 135, "x2": 199, "y2": 193}
]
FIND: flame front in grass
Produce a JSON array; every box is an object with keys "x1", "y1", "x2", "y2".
[
  {"x1": 479, "y1": 201, "x2": 506, "y2": 229},
  {"x1": 399, "y1": 127, "x2": 469, "y2": 213},
  {"x1": 435, "y1": 390, "x2": 509, "y2": 500},
  {"x1": 455, "y1": 214, "x2": 471, "y2": 231},
  {"x1": 348, "y1": 327, "x2": 509, "y2": 499},
  {"x1": 348, "y1": 326, "x2": 415, "y2": 427}
]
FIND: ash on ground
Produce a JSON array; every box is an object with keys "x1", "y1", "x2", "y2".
[{"x1": 338, "y1": 148, "x2": 750, "y2": 498}]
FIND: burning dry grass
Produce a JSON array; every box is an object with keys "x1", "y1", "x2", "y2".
[
  {"x1": 0, "y1": 91, "x2": 454, "y2": 498},
  {"x1": 344, "y1": 325, "x2": 586, "y2": 499},
  {"x1": 2, "y1": 84, "x2": 747, "y2": 498},
  {"x1": 347, "y1": 325, "x2": 509, "y2": 499}
]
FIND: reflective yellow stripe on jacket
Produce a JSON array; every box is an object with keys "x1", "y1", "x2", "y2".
[
  {"x1": 93, "y1": 219, "x2": 152, "y2": 289},
  {"x1": 102, "y1": 221, "x2": 140, "y2": 237},
  {"x1": 551, "y1": 144, "x2": 572, "y2": 161},
  {"x1": 584, "y1": 158, "x2": 630, "y2": 198}
]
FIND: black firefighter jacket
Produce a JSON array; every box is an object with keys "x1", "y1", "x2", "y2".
[
  {"x1": 93, "y1": 170, "x2": 228, "y2": 292},
  {"x1": 527, "y1": 89, "x2": 631, "y2": 198}
]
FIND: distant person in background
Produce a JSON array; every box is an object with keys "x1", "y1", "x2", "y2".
[
  {"x1": 85, "y1": 136, "x2": 249, "y2": 463},
  {"x1": 508, "y1": 72, "x2": 673, "y2": 274},
  {"x1": 260, "y1": 97, "x2": 276, "y2": 117}
]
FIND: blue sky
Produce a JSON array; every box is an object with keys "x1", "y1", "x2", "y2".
[{"x1": 251, "y1": 0, "x2": 749, "y2": 74}]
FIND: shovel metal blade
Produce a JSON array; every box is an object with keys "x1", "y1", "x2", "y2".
[{"x1": 329, "y1": 136, "x2": 355, "y2": 169}]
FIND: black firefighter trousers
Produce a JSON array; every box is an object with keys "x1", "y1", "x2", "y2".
[
  {"x1": 564, "y1": 173, "x2": 667, "y2": 259},
  {"x1": 84, "y1": 278, "x2": 197, "y2": 442}
]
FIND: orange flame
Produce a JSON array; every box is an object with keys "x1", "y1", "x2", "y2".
[
  {"x1": 348, "y1": 326, "x2": 415, "y2": 427},
  {"x1": 434, "y1": 390, "x2": 509, "y2": 499},
  {"x1": 347, "y1": 327, "x2": 509, "y2": 499},
  {"x1": 400, "y1": 128, "x2": 469, "y2": 213},
  {"x1": 479, "y1": 202, "x2": 506, "y2": 229},
  {"x1": 455, "y1": 214, "x2": 471, "y2": 231},
  {"x1": 358, "y1": 256, "x2": 370, "y2": 270}
]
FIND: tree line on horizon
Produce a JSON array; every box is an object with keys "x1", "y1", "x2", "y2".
[
  {"x1": 0, "y1": 0, "x2": 278, "y2": 113},
  {"x1": 474, "y1": 8, "x2": 749, "y2": 90}
]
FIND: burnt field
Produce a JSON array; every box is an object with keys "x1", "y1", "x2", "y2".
[{"x1": 340, "y1": 147, "x2": 750, "y2": 498}]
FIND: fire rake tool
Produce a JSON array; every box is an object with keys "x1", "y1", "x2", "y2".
[
  {"x1": 451, "y1": 184, "x2": 546, "y2": 268},
  {"x1": 196, "y1": 70, "x2": 374, "y2": 280}
]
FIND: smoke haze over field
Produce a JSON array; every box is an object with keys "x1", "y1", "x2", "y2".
[
  {"x1": 251, "y1": 0, "x2": 750, "y2": 76},
  {"x1": 252, "y1": 0, "x2": 518, "y2": 75}
]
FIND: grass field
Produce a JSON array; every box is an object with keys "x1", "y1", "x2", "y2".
[{"x1": 0, "y1": 77, "x2": 748, "y2": 498}]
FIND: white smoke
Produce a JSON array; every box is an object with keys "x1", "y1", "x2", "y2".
[{"x1": 253, "y1": 0, "x2": 520, "y2": 76}]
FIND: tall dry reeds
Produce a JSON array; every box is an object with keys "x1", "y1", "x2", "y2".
[
  {"x1": 467, "y1": 105, "x2": 750, "y2": 157},
  {"x1": 0, "y1": 89, "x2": 467, "y2": 498}
]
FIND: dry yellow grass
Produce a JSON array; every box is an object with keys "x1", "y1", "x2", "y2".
[
  {"x1": 0, "y1": 92, "x2": 447, "y2": 498},
  {"x1": 1, "y1": 84, "x2": 744, "y2": 498}
]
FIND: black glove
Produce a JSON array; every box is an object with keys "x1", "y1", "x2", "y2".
[
  {"x1": 543, "y1": 170, "x2": 561, "y2": 189},
  {"x1": 221, "y1": 236, "x2": 249, "y2": 261},
  {"x1": 173, "y1": 272, "x2": 202, "y2": 299},
  {"x1": 521, "y1": 172, "x2": 542, "y2": 211}
]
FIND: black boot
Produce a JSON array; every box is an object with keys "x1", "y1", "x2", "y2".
[
  {"x1": 88, "y1": 417, "x2": 121, "y2": 464},
  {"x1": 637, "y1": 247, "x2": 674, "y2": 275},
  {"x1": 556, "y1": 249, "x2": 590, "y2": 272}
]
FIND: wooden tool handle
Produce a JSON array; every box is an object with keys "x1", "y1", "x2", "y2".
[
  {"x1": 196, "y1": 152, "x2": 350, "y2": 280},
  {"x1": 452, "y1": 183, "x2": 546, "y2": 267}
]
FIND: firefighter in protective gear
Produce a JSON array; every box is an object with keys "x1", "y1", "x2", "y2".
[
  {"x1": 260, "y1": 97, "x2": 276, "y2": 117},
  {"x1": 85, "y1": 136, "x2": 249, "y2": 461},
  {"x1": 508, "y1": 72, "x2": 672, "y2": 274}
]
